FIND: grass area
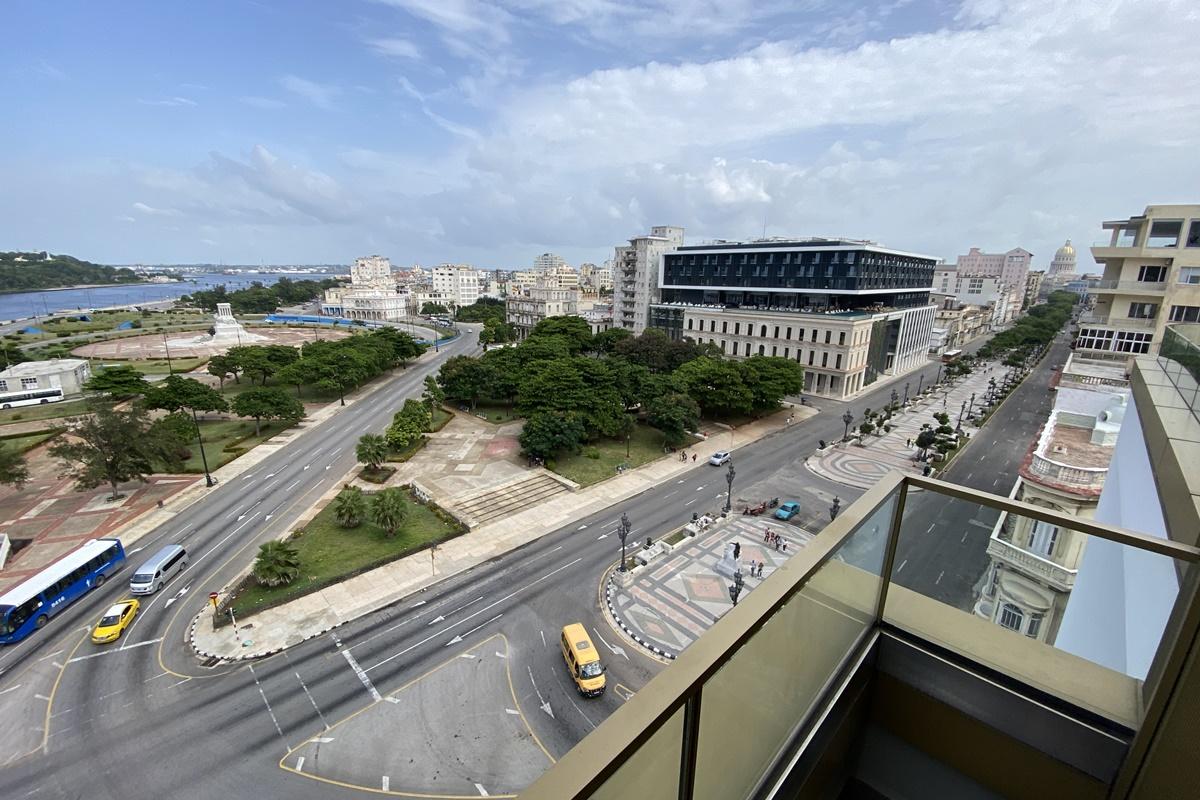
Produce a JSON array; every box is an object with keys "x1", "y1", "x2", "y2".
[
  {"x1": 662, "y1": 528, "x2": 688, "y2": 546},
  {"x1": 358, "y1": 465, "x2": 396, "y2": 484},
  {"x1": 227, "y1": 488, "x2": 464, "y2": 619},
  {"x1": 12, "y1": 311, "x2": 211, "y2": 342},
  {"x1": 387, "y1": 435, "x2": 428, "y2": 463},
  {"x1": 170, "y1": 417, "x2": 293, "y2": 473},
  {"x1": 551, "y1": 423, "x2": 668, "y2": 487},
  {"x1": 92, "y1": 357, "x2": 209, "y2": 376},
  {"x1": 465, "y1": 400, "x2": 521, "y2": 424},
  {"x1": 431, "y1": 405, "x2": 452, "y2": 431},
  {"x1": 0, "y1": 428, "x2": 63, "y2": 452},
  {"x1": 0, "y1": 398, "x2": 90, "y2": 425}
]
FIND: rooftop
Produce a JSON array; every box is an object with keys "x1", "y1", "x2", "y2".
[
  {"x1": 0, "y1": 358, "x2": 88, "y2": 377},
  {"x1": 1042, "y1": 423, "x2": 1114, "y2": 470}
]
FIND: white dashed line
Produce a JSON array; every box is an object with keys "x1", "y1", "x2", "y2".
[
  {"x1": 475, "y1": 784, "x2": 489, "y2": 796},
  {"x1": 896, "y1": 559, "x2": 908, "y2": 573},
  {"x1": 382, "y1": 776, "x2": 390, "y2": 791},
  {"x1": 285, "y1": 480, "x2": 300, "y2": 491},
  {"x1": 341, "y1": 647, "x2": 382, "y2": 702},
  {"x1": 296, "y1": 756, "x2": 305, "y2": 772}
]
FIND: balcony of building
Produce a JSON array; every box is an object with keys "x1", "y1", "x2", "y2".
[
  {"x1": 521, "y1": 472, "x2": 1200, "y2": 800},
  {"x1": 1087, "y1": 280, "x2": 1167, "y2": 295},
  {"x1": 985, "y1": 513, "x2": 1078, "y2": 593},
  {"x1": 1076, "y1": 311, "x2": 1157, "y2": 330}
]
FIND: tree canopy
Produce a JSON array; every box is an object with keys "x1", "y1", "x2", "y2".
[
  {"x1": 231, "y1": 387, "x2": 304, "y2": 436},
  {"x1": 84, "y1": 365, "x2": 150, "y2": 399},
  {"x1": 143, "y1": 375, "x2": 228, "y2": 415}
]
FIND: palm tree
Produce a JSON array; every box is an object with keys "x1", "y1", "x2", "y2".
[
  {"x1": 333, "y1": 487, "x2": 367, "y2": 528},
  {"x1": 370, "y1": 487, "x2": 408, "y2": 538},
  {"x1": 252, "y1": 540, "x2": 301, "y2": 587},
  {"x1": 356, "y1": 433, "x2": 388, "y2": 472}
]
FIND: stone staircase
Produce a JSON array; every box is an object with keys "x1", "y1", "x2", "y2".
[{"x1": 445, "y1": 471, "x2": 573, "y2": 528}]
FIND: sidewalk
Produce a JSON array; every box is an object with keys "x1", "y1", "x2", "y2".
[
  {"x1": 190, "y1": 404, "x2": 821, "y2": 660},
  {"x1": 602, "y1": 514, "x2": 814, "y2": 660},
  {"x1": 804, "y1": 362, "x2": 1005, "y2": 490}
]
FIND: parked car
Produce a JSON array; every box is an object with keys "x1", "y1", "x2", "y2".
[
  {"x1": 91, "y1": 599, "x2": 140, "y2": 644},
  {"x1": 709, "y1": 451, "x2": 731, "y2": 466},
  {"x1": 775, "y1": 501, "x2": 800, "y2": 521}
]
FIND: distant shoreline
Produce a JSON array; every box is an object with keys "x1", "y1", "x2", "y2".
[{"x1": 0, "y1": 279, "x2": 178, "y2": 296}]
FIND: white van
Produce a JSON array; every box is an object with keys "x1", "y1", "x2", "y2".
[{"x1": 129, "y1": 545, "x2": 188, "y2": 595}]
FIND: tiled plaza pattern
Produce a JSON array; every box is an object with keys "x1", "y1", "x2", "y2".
[
  {"x1": 605, "y1": 516, "x2": 813, "y2": 659},
  {"x1": 805, "y1": 362, "x2": 1008, "y2": 490},
  {"x1": 72, "y1": 326, "x2": 348, "y2": 359}
]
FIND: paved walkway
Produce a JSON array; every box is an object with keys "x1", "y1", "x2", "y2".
[
  {"x1": 72, "y1": 326, "x2": 348, "y2": 359},
  {"x1": 603, "y1": 515, "x2": 814, "y2": 659},
  {"x1": 190, "y1": 404, "x2": 821, "y2": 660},
  {"x1": 805, "y1": 362, "x2": 1006, "y2": 489}
]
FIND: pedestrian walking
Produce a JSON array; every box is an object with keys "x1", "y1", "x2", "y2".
[
  {"x1": 763, "y1": 528, "x2": 770, "y2": 543},
  {"x1": 692, "y1": 453, "x2": 697, "y2": 462},
  {"x1": 782, "y1": 540, "x2": 788, "y2": 553},
  {"x1": 757, "y1": 562, "x2": 764, "y2": 578},
  {"x1": 774, "y1": 537, "x2": 781, "y2": 552}
]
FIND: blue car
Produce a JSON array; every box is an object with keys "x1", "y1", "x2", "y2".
[{"x1": 774, "y1": 501, "x2": 800, "y2": 521}]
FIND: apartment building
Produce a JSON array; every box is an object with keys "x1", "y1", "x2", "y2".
[
  {"x1": 349, "y1": 254, "x2": 394, "y2": 289},
  {"x1": 977, "y1": 370, "x2": 1129, "y2": 645},
  {"x1": 933, "y1": 267, "x2": 1011, "y2": 327},
  {"x1": 649, "y1": 237, "x2": 937, "y2": 399},
  {"x1": 321, "y1": 255, "x2": 407, "y2": 321},
  {"x1": 532, "y1": 252, "x2": 566, "y2": 272},
  {"x1": 1079, "y1": 204, "x2": 1200, "y2": 360},
  {"x1": 431, "y1": 265, "x2": 481, "y2": 308},
  {"x1": 1024, "y1": 270, "x2": 1044, "y2": 308},
  {"x1": 579, "y1": 262, "x2": 613, "y2": 292},
  {"x1": 522, "y1": 324, "x2": 1200, "y2": 800},
  {"x1": 931, "y1": 295, "x2": 990, "y2": 352},
  {"x1": 505, "y1": 285, "x2": 580, "y2": 340},
  {"x1": 612, "y1": 225, "x2": 685, "y2": 334},
  {"x1": 955, "y1": 246, "x2": 1032, "y2": 323}
]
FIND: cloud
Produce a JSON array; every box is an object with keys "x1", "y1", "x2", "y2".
[
  {"x1": 366, "y1": 37, "x2": 422, "y2": 59},
  {"x1": 239, "y1": 95, "x2": 287, "y2": 109},
  {"x1": 116, "y1": 215, "x2": 137, "y2": 223},
  {"x1": 279, "y1": 75, "x2": 339, "y2": 110},
  {"x1": 138, "y1": 96, "x2": 198, "y2": 107},
  {"x1": 132, "y1": 202, "x2": 182, "y2": 217}
]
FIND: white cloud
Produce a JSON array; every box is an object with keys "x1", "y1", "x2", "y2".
[
  {"x1": 116, "y1": 215, "x2": 137, "y2": 223},
  {"x1": 239, "y1": 95, "x2": 287, "y2": 109},
  {"x1": 279, "y1": 75, "x2": 340, "y2": 110},
  {"x1": 366, "y1": 37, "x2": 422, "y2": 59},
  {"x1": 132, "y1": 202, "x2": 182, "y2": 217},
  {"x1": 138, "y1": 96, "x2": 197, "y2": 107}
]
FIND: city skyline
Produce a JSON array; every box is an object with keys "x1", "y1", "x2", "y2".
[{"x1": 3, "y1": 1, "x2": 1199, "y2": 270}]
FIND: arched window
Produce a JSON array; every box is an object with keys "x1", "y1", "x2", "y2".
[
  {"x1": 687, "y1": 318, "x2": 693, "y2": 330},
  {"x1": 758, "y1": 344, "x2": 765, "y2": 355},
  {"x1": 760, "y1": 325, "x2": 767, "y2": 337},
  {"x1": 999, "y1": 603, "x2": 1024, "y2": 631}
]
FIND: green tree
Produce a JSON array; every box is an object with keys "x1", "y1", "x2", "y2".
[
  {"x1": 589, "y1": 327, "x2": 633, "y2": 355},
  {"x1": 274, "y1": 358, "x2": 319, "y2": 398},
  {"x1": 421, "y1": 375, "x2": 445, "y2": 412},
  {"x1": 646, "y1": 392, "x2": 701, "y2": 447},
  {"x1": 143, "y1": 375, "x2": 229, "y2": 415},
  {"x1": 454, "y1": 298, "x2": 505, "y2": 323},
  {"x1": 438, "y1": 355, "x2": 487, "y2": 408},
  {"x1": 517, "y1": 358, "x2": 624, "y2": 438},
  {"x1": 50, "y1": 399, "x2": 187, "y2": 500},
  {"x1": 206, "y1": 354, "x2": 239, "y2": 388},
  {"x1": 252, "y1": 540, "x2": 301, "y2": 587},
  {"x1": 370, "y1": 487, "x2": 409, "y2": 537},
  {"x1": 84, "y1": 365, "x2": 150, "y2": 399},
  {"x1": 385, "y1": 399, "x2": 432, "y2": 450},
  {"x1": 421, "y1": 302, "x2": 449, "y2": 315},
  {"x1": 355, "y1": 433, "x2": 388, "y2": 471},
  {"x1": 738, "y1": 356, "x2": 805, "y2": 411},
  {"x1": 333, "y1": 487, "x2": 367, "y2": 529},
  {"x1": 528, "y1": 316, "x2": 593, "y2": 353},
  {"x1": 231, "y1": 387, "x2": 305, "y2": 436},
  {"x1": 0, "y1": 445, "x2": 29, "y2": 488},
  {"x1": 671, "y1": 356, "x2": 753, "y2": 418},
  {"x1": 915, "y1": 429, "x2": 938, "y2": 460},
  {"x1": 519, "y1": 411, "x2": 586, "y2": 460},
  {"x1": 615, "y1": 329, "x2": 708, "y2": 373}
]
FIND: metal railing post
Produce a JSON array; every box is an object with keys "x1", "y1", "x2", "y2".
[
  {"x1": 873, "y1": 480, "x2": 910, "y2": 620},
  {"x1": 677, "y1": 690, "x2": 703, "y2": 800}
]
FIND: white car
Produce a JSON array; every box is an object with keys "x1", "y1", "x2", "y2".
[{"x1": 709, "y1": 451, "x2": 731, "y2": 466}]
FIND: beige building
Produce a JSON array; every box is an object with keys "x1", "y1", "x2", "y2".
[
  {"x1": 322, "y1": 255, "x2": 407, "y2": 321},
  {"x1": 349, "y1": 255, "x2": 394, "y2": 289},
  {"x1": 976, "y1": 366, "x2": 1129, "y2": 644},
  {"x1": 931, "y1": 294, "x2": 991, "y2": 351},
  {"x1": 505, "y1": 285, "x2": 580, "y2": 340},
  {"x1": 431, "y1": 265, "x2": 481, "y2": 308},
  {"x1": 1024, "y1": 270, "x2": 1044, "y2": 308},
  {"x1": 1079, "y1": 204, "x2": 1200, "y2": 360},
  {"x1": 612, "y1": 225, "x2": 684, "y2": 334},
  {"x1": 955, "y1": 246, "x2": 1032, "y2": 323},
  {"x1": 0, "y1": 358, "x2": 92, "y2": 398}
]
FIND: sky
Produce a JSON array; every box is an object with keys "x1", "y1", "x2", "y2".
[{"x1": 2, "y1": 0, "x2": 1198, "y2": 270}]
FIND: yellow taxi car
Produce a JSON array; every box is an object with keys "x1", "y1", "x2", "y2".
[{"x1": 91, "y1": 599, "x2": 140, "y2": 644}]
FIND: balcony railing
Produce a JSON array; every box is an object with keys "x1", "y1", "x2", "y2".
[
  {"x1": 520, "y1": 472, "x2": 1200, "y2": 800},
  {"x1": 1028, "y1": 452, "x2": 1108, "y2": 488},
  {"x1": 1089, "y1": 280, "x2": 1167, "y2": 293},
  {"x1": 1157, "y1": 324, "x2": 1200, "y2": 425},
  {"x1": 1076, "y1": 313, "x2": 1157, "y2": 329},
  {"x1": 986, "y1": 525, "x2": 1078, "y2": 592}
]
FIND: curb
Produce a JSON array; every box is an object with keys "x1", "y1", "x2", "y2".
[{"x1": 602, "y1": 568, "x2": 678, "y2": 662}]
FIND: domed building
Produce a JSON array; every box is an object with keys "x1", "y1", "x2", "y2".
[{"x1": 1048, "y1": 239, "x2": 1077, "y2": 279}]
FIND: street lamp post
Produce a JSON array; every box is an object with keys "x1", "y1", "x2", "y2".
[
  {"x1": 728, "y1": 569, "x2": 745, "y2": 607},
  {"x1": 903, "y1": 382, "x2": 910, "y2": 404},
  {"x1": 957, "y1": 400, "x2": 967, "y2": 432},
  {"x1": 918, "y1": 374, "x2": 925, "y2": 395},
  {"x1": 967, "y1": 392, "x2": 976, "y2": 418},
  {"x1": 162, "y1": 331, "x2": 174, "y2": 375},
  {"x1": 617, "y1": 512, "x2": 631, "y2": 573},
  {"x1": 841, "y1": 410, "x2": 854, "y2": 442},
  {"x1": 890, "y1": 388, "x2": 898, "y2": 408},
  {"x1": 191, "y1": 408, "x2": 215, "y2": 487},
  {"x1": 830, "y1": 496, "x2": 841, "y2": 521},
  {"x1": 724, "y1": 462, "x2": 736, "y2": 513},
  {"x1": 935, "y1": 363, "x2": 943, "y2": 385}
]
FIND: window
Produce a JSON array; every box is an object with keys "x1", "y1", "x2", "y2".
[
  {"x1": 1188, "y1": 221, "x2": 1200, "y2": 248},
  {"x1": 1029, "y1": 520, "x2": 1058, "y2": 557},
  {"x1": 786, "y1": 327, "x2": 792, "y2": 340},
  {"x1": 838, "y1": 331, "x2": 846, "y2": 346},
  {"x1": 758, "y1": 344, "x2": 765, "y2": 355},
  {"x1": 835, "y1": 354, "x2": 842, "y2": 369},
  {"x1": 687, "y1": 318, "x2": 693, "y2": 330},
  {"x1": 811, "y1": 329, "x2": 818, "y2": 342},
  {"x1": 761, "y1": 325, "x2": 767, "y2": 338},
  {"x1": 1147, "y1": 219, "x2": 1182, "y2": 247},
  {"x1": 0, "y1": 380, "x2": 6, "y2": 391},
  {"x1": 1026, "y1": 613, "x2": 1043, "y2": 639},
  {"x1": 20, "y1": 377, "x2": 37, "y2": 389},
  {"x1": 771, "y1": 346, "x2": 777, "y2": 356},
  {"x1": 808, "y1": 351, "x2": 814, "y2": 366},
  {"x1": 1170, "y1": 306, "x2": 1200, "y2": 323},
  {"x1": 999, "y1": 603, "x2": 1024, "y2": 631},
  {"x1": 1128, "y1": 302, "x2": 1158, "y2": 319},
  {"x1": 734, "y1": 323, "x2": 740, "y2": 335},
  {"x1": 773, "y1": 326, "x2": 779, "y2": 339},
  {"x1": 784, "y1": 347, "x2": 789, "y2": 359},
  {"x1": 1138, "y1": 265, "x2": 1168, "y2": 282},
  {"x1": 987, "y1": 566, "x2": 999, "y2": 597},
  {"x1": 745, "y1": 342, "x2": 752, "y2": 356},
  {"x1": 1179, "y1": 267, "x2": 1200, "y2": 285},
  {"x1": 722, "y1": 321, "x2": 728, "y2": 334},
  {"x1": 821, "y1": 352, "x2": 828, "y2": 367},
  {"x1": 824, "y1": 331, "x2": 831, "y2": 344}
]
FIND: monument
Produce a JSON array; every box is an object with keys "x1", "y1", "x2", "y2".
[
  {"x1": 173, "y1": 302, "x2": 267, "y2": 348},
  {"x1": 713, "y1": 541, "x2": 741, "y2": 579}
]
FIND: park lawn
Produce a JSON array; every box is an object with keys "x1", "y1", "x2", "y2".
[
  {"x1": 0, "y1": 428, "x2": 63, "y2": 452},
  {"x1": 228, "y1": 488, "x2": 463, "y2": 619},
  {"x1": 173, "y1": 417, "x2": 293, "y2": 472},
  {"x1": 0, "y1": 398, "x2": 90, "y2": 426},
  {"x1": 431, "y1": 405, "x2": 452, "y2": 431},
  {"x1": 552, "y1": 423, "x2": 668, "y2": 487},
  {"x1": 122, "y1": 357, "x2": 209, "y2": 375},
  {"x1": 468, "y1": 400, "x2": 521, "y2": 424}
]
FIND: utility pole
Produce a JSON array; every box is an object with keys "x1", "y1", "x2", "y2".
[
  {"x1": 162, "y1": 330, "x2": 174, "y2": 375},
  {"x1": 617, "y1": 513, "x2": 631, "y2": 572},
  {"x1": 191, "y1": 407, "x2": 215, "y2": 487}
]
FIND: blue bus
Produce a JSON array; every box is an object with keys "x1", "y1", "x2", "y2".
[{"x1": 0, "y1": 538, "x2": 126, "y2": 644}]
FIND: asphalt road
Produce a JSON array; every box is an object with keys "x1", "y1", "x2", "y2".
[{"x1": 0, "y1": 328, "x2": 1069, "y2": 799}]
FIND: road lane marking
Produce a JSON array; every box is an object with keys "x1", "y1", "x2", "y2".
[
  {"x1": 295, "y1": 670, "x2": 331, "y2": 730},
  {"x1": 296, "y1": 756, "x2": 305, "y2": 773},
  {"x1": 685, "y1": 498, "x2": 698, "y2": 506},
  {"x1": 35, "y1": 693, "x2": 50, "y2": 701},
  {"x1": 961, "y1": 531, "x2": 969, "y2": 543},
  {"x1": 663, "y1": 491, "x2": 677, "y2": 499},
  {"x1": 935, "y1": 571, "x2": 944, "y2": 585},
  {"x1": 445, "y1": 614, "x2": 502, "y2": 646},
  {"x1": 527, "y1": 666, "x2": 553, "y2": 718},
  {"x1": 187, "y1": 512, "x2": 261, "y2": 574},
  {"x1": 247, "y1": 664, "x2": 285, "y2": 740},
  {"x1": 925, "y1": 524, "x2": 935, "y2": 534},
  {"x1": 382, "y1": 776, "x2": 389, "y2": 791},
  {"x1": 36, "y1": 649, "x2": 63, "y2": 662},
  {"x1": 341, "y1": 647, "x2": 382, "y2": 702},
  {"x1": 476, "y1": 784, "x2": 489, "y2": 796},
  {"x1": 365, "y1": 558, "x2": 584, "y2": 673},
  {"x1": 539, "y1": 630, "x2": 546, "y2": 648},
  {"x1": 285, "y1": 480, "x2": 300, "y2": 491},
  {"x1": 225, "y1": 505, "x2": 244, "y2": 520},
  {"x1": 0, "y1": 684, "x2": 22, "y2": 696},
  {"x1": 68, "y1": 638, "x2": 164, "y2": 663},
  {"x1": 896, "y1": 559, "x2": 908, "y2": 573}
]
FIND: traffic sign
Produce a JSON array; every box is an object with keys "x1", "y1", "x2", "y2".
[{"x1": 208, "y1": 591, "x2": 219, "y2": 609}]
